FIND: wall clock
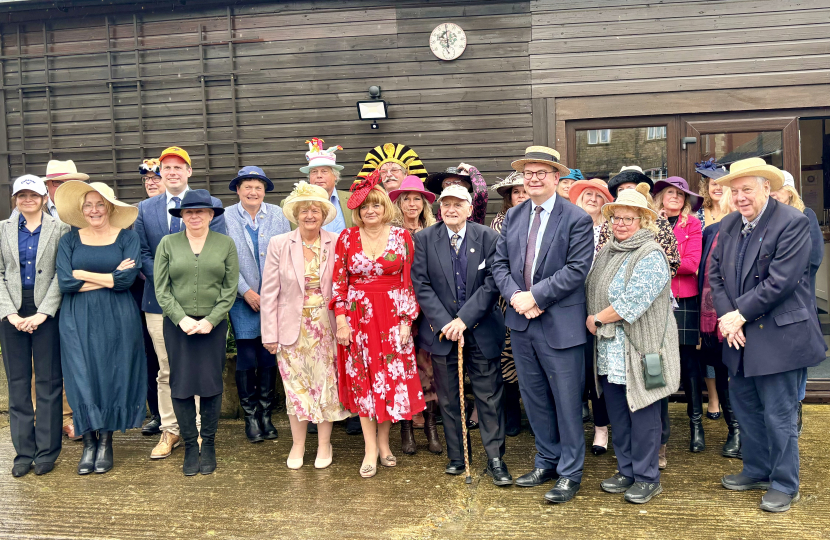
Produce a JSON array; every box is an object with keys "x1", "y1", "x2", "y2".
[{"x1": 429, "y1": 23, "x2": 467, "y2": 61}]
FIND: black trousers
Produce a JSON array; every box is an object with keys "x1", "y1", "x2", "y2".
[
  {"x1": 0, "y1": 290, "x2": 63, "y2": 466},
  {"x1": 432, "y1": 339, "x2": 505, "y2": 463},
  {"x1": 235, "y1": 337, "x2": 276, "y2": 371},
  {"x1": 583, "y1": 334, "x2": 609, "y2": 427}
]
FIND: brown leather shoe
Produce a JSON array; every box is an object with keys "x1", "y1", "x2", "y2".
[
  {"x1": 400, "y1": 420, "x2": 417, "y2": 455},
  {"x1": 423, "y1": 402, "x2": 443, "y2": 454},
  {"x1": 63, "y1": 423, "x2": 82, "y2": 441},
  {"x1": 150, "y1": 431, "x2": 181, "y2": 459}
]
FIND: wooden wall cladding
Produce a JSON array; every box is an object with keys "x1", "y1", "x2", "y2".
[
  {"x1": 0, "y1": 0, "x2": 533, "y2": 216},
  {"x1": 530, "y1": 0, "x2": 830, "y2": 98}
]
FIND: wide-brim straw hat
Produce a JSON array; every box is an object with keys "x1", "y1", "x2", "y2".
[
  {"x1": 54, "y1": 180, "x2": 138, "y2": 229},
  {"x1": 388, "y1": 175, "x2": 436, "y2": 204},
  {"x1": 601, "y1": 183, "x2": 657, "y2": 221},
  {"x1": 282, "y1": 181, "x2": 337, "y2": 226},
  {"x1": 568, "y1": 178, "x2": 614, "y2": 204},
  {"x1": 714, "y1": 157, "x2": 784, "y2": 192},
  {"x1": 45, "y1": 159, "x2": 89, "y2": 182},
  {"x1": 511, "y1": 145, "x2": 570, "y2": 176},
  {"x1": 491, "y1": 171, "x2": 525, "y2": 198}
]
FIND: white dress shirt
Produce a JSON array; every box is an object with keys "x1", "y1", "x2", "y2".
[{"x1": 166, "y1": 187, "x2": 190, "y2": 229}]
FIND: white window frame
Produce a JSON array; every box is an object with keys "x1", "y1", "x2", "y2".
[
  {"x1": 587, "y1": 129, "x2": 611, "y2": 145},
  {"x1": 647, "y1": 126, "x2": 666, "y2": 140}
]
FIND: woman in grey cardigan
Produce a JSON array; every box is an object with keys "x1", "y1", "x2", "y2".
[
  {"x1": 0, "y1": 175, "x2": 69, "y2": 477},
  {"x1": 225, "y1": 166, "x2": 290, "y2": 443},
  {"x1": 586, "y1": 183, "x2": 680, "y2": 504}
]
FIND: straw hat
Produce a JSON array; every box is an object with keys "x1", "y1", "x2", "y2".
[
  {"x1": 388, "y1": 175, "x2": 436, "y2": 204},
  {"x1": 511, "y1": 146, "x2": 570, "y2": 176},
  {"x1": 714, "y1": 157, "x2": 784, "y2": 192},
  {"x1": 54, "y1": 181, "x2": 138, "y2": 229},
  {"x1": 282, "y1": 181, "x2": 337, "y2": 226},
  {"x1": 491, "y1": 171, "x2": 525, "y2": 198},
  {"x1": 45, "y1": 160, "x2": 89, "y2": 182},
  {"x1": 601, "y1": 183, "x2": 657, "y2": 221},
  {"x1": 568, "y1": 178, "x2": 614, "y2": 204}
]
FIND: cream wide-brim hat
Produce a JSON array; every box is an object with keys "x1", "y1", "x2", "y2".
[
  {"x1": 601, "y1": 183, "x2": 658, "y2": 221},
  {"x1": 714, "y1": 157, "x2": 784, "y2": 192},
  {"x1": 54, "y1": 180, "x2": 138, "y2": 229},
  {"x1": 281, "y1": 181, "x2": 337, "y2": 226}
]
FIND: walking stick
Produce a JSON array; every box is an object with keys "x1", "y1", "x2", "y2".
[{"x1": 457, "y1": 338, "x2": 472, "y2": 484}]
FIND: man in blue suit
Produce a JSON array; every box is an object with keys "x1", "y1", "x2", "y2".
[
  {"x1": 133, "y1": 146, "x2": 227, "y2": 460},
  {"x1": 492, "y1": 146, "x2": 594, "y2": 503},
  {"x1": 710, "y1": 158, "x2": 826, "y2": 513}
]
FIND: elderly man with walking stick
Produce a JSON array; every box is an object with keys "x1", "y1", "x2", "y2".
[{"x1": 411, "y1": 185, "x2": 510, "y2": 486}]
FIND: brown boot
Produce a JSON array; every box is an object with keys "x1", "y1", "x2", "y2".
[
  {"x1": 423, "y1": 402, "x2": 443, "y2": 454},
  {"x1": 400, "y1": 420, "x2": 417, "y2": 455}
]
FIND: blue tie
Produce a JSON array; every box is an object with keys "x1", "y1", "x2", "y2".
[{"x1": 169, "y1": 197, "x2": 182, "y2": 234}]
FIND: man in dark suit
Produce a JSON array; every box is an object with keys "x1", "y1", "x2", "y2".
[
  {"x1": 412, "y1": 185, "x2": 509, "y2": 485},
  {"x1": 133, "y1": 146, "x2": 227, "y2": 460},
  {"x1": 709, "y1": 158, "x2": 826, "y2": 513},
  {"x1": 492, "y1": 146, "x2": 594, "y2": 503}
]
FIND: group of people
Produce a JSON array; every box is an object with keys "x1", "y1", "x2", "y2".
[{"x1": 1, "y1": 138, "x2": 823, "y2": 513}]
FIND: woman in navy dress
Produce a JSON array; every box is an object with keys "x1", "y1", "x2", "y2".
[{"x1": 55, "y1": 181, "x2": 146, "y2": 475}]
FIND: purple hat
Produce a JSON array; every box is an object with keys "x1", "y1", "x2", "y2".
[
  {"x1": 653, "y1": 176, "x2": 703, "y2": 212},
  {"x1": 388, "y1": 175, "x2": 436, "y2": 204}
]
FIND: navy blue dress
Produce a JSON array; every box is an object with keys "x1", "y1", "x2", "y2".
[{"x1": 57, "y1": 229, "x2": 147, "y2": 435}]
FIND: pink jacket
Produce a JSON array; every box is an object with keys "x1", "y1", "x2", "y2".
[
  {"x1": 671, "y1": 214, "x2": 702, "y2": 299},
  {"x1": 260, "y1": 229, "x2": 338, "y2": 346}
]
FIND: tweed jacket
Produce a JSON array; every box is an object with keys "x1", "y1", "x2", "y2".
[
  {"x1": 259, "y1": 229, "x2": 338, "y2": 347},
  {"x1": 225, "y1": 202, "x2": 290, "y2": 297},
  {"x1": 0, "y1": 213, "x2": 70, "y2": 319}
]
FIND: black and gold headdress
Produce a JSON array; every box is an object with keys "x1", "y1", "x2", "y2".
[{"x1": 357, "y1": 142, "x2": 427, "y2": 181}]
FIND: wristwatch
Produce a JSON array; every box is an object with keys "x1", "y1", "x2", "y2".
[{"x1": 593, "y1": 315, "x2": 603, "y2": 328}]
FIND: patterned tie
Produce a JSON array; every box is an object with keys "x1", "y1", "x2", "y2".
[
  {"x1": 450, "y1": 233, "x2": 460, "y2": 255},
  {"x1": 169, "y1": 197, "x2": 182, "y2": 234},
  {"x1": 741, "y1": 221, "x2": 755, "y2": 237},
  {"x1": 524, "y1": 206, "x2": 543, "y2": 291}
]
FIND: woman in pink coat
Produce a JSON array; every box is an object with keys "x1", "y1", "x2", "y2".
[
  {"x1": 260, "y1": 182, "x2": 350, "y2": 471},
  {"x1": 653, "y1": 177, "x2": 705, "y2": 454}
]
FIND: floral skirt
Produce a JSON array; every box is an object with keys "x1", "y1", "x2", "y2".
[{"x1": 277, "y1": 290, "x2": 350, "y2": 424}]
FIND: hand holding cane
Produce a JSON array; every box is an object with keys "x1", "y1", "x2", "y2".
[{"x1": 440, "y1": 330, "x2": 472, "y2": 484}]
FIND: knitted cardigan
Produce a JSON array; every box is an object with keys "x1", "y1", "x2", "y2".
[{"x1": 586, "y1": 229, "x2": 681, "y2": 412}]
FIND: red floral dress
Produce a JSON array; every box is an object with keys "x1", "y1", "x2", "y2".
[{"x1": 329, "y1": 226, "x2": 425, "y2": 422}]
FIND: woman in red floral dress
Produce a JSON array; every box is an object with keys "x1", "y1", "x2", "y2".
[{"x1": 330, "y1": 172, "x2": 425, "y2": 478}]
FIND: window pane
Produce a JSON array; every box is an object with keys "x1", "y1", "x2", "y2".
[
  {"x1": 575, "y1": 126, "x2": 668, "y2": 180},
  {"x1": 699, "y1": 131, "x2": 783, "y2": 168}
]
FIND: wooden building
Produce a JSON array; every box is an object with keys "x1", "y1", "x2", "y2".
[{"x1": 1, "y1": 0, "x2": 828, "y2": 396}]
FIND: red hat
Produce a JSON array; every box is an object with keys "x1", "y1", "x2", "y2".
[{"x1": 347, "y1": 169, "x2": 382, "y2": 210}]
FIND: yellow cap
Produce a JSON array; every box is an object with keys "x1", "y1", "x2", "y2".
[{"x1": 158, "y1": 146, "x2": 191, "y2": 167}]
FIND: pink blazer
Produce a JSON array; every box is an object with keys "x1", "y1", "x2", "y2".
[
  {"x1": 260, "y1": 228, "x2": 338, "y2": 346},
  {"x1": 671, "y1": 214, "x2": 702, "y2": 299}
]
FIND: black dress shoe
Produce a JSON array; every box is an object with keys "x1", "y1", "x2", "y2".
[
  {"x1": 34, "y1": 462, "x2": 55, "y2": 476},
  {"x1": 760, "y1": 488, "x2": 799, "y2": 513},
  {"x1": 544, "y1": 478, "x2": 580, "y2": 503},
  {"x1": 94, "y1": 431, "x2": 114, "y2": 474},
  {"x1": 142, "y1": 415, "x2": 162, "y2": 436},
  {"x1": 624, "y1": 481, "x2": 663, "y2": 504},
  {"x1": 11, "y1": 463, "x2": 31, "y2": 477},
  {"x1": 706, "y1": 411, "x2": 722, "y2": 420},
  {"x1": 600, "y1": 473, "x2": 635, "y2": 493},
  {"x1": 466, "y1": 419, "x2": 479, "y2": 430},
  {"x1": 721, "y1": 473, "x2": 770, "y2": 491},
  {"x1": 445, "y1": 462, "x2": 466, "y2": 475},
  {"x1": 516, "y1": 467, "x2": 558, "y2": 487},
  {"x1": 485, "y1": 458, "x2": 513, "y2": 486},
  {"x1": 78, "y1": 432, "x2": 98, "y2": 475}
]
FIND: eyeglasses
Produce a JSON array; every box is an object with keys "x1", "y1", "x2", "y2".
[
  {"x1": 610, "y1": 216, "x2": 642, "y2": 226},
  {"x1": 142, "y1": 176, "x2": 162, "y2": 185},
  {"x1": 82, "y1": 202, "x2": 108, "y2": 212},
  {"x1": 380, "y1": 167, "x2": 404, "y2": 176},
  {"x1": 523, "y1": 170, "x2": 553, "y2": 180}
]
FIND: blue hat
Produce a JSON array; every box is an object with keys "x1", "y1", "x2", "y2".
[
  {"x1": 168, "y1": 189, "x2": 224, "y2": 218},
  {"x1": 228, "y1": 166, "x2": 274, "y2": 192},
  {"x1": 561, "y1": 168, "x2": 584, "y2": 181}
]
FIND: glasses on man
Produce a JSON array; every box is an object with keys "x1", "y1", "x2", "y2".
[
  {"x1": 523, "y1": 170, "x2": 553, "y2": 180},
  {"x1": 381, "y1": 166, "x2": 404, "y2": 177},
  {"x1": 610, "y1": 216, "x2": 642, "y2": 226},
  {"x1": 142, "y1": 175, "x2": 162, "y2": 185}
]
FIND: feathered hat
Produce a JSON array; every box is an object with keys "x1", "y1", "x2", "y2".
[
  {"x1": 357, "y1": 142, "x2": 427, "y2": 181},
  {"x1": 348, "y1": 169, "x2": 384, "y2": 210},
  {"x1": 300, "y1": 137, "x2": 344, "y2": 174}
]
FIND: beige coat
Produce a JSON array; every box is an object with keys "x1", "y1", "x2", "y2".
[{"x1": 259, "y1": 228, "x2": 338, "y2": 346}]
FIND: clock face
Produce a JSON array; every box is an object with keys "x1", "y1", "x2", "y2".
[{"x1": 429, "y1": 23, "x2": 467, "y2": 61}]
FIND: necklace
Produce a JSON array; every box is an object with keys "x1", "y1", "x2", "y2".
[{"x1": 361, "y1": 227, "x2": 387, "y2": 260}]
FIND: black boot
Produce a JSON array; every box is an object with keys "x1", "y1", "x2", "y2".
[
  {"x1": 258, "y1": 366, "x2": 279, "y2": 440},
  {"x1": 685, "y1": 374, "x2": 705, "y2": 453},
  {"x1": 199, "y1": 394, "x2": 222, "y2": 475},
  {"x1": 400, "y1": 420, "x2": 417, "y2": 455},
  {"x1": 78, "y1": 432, "x2": 98, "y2": 475},
  {"x1": 235, "y1": 369, "x2": 264, "y2": 443},
  {"x1": 721, "y1": 394, "x2": 741, "y2": 459},
  {"x1": 504, "y1": 382, "x2": 522, "y2": 437},
  {"x1": 172, "y1": 397, "x2": 200, "y2": 476},
  {"x1": 423, "y1": 402, "x2": 443, "y2": 454},
  {"x1": 93, "y1": 431, "x2": 113, "y2": 474}
]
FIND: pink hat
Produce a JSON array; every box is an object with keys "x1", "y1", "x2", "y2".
[{"x1": 388, "y1": 175, "x2": 436, "y2": 204}]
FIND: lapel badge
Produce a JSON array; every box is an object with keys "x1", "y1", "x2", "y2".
[{"x1": 470, "y1": 248, "x2": 475, "y2": 253}]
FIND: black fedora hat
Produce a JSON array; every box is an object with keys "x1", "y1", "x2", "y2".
[
  {"x1": 425, "y1": 167, "x2": 472, "y2": 195},
  {"x1": 607, "y1": 170, "x2": 654, "y2": 198},
  {"x1": 168, "y1": 189, "x2": 225, "y2": 218}
]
